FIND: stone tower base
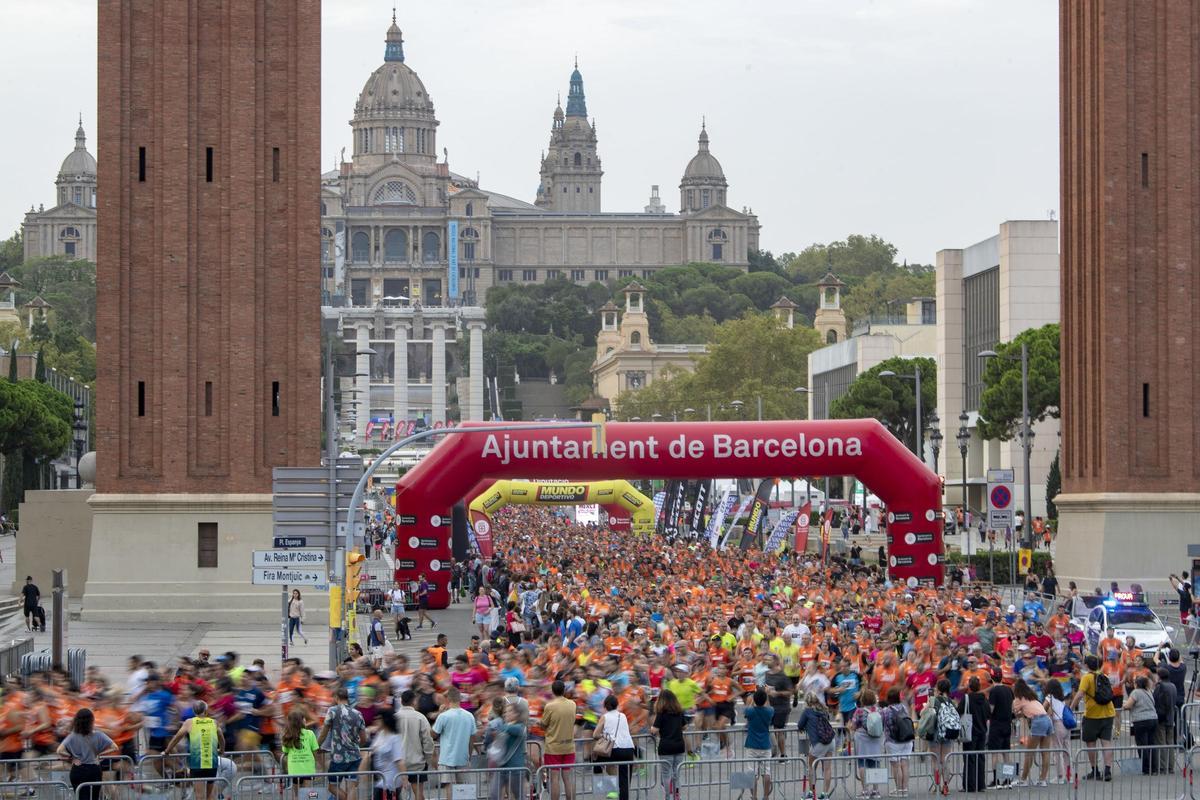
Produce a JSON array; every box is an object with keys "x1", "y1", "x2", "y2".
[
  {"x1": 1054, "y1": 493, "x2": 1200, "y2": 592},
  {"x1": 81, "y1": 494, "x2": 290, "y2": 623}
]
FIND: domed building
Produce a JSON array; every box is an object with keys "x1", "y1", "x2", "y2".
[
  {"x1": 322, "y1": 16, "x2": 761, "y2": 312},
  {"x1": 23, "y1": 118, "x2": 98, "y2": 261}
]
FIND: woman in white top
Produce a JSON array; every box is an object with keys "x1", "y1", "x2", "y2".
[
  {"x1": 597, "y1": 695, "x2": 637, "y2": 800},
  {"x1": 389, "y1": 582, "x2": 411, "y2": 640},
  {"x1": 287, "y1": 589, "x2": 306, "y2": 645},
  {"x1": 361, "y1": 708, "x2": 404, "y2": 794}
]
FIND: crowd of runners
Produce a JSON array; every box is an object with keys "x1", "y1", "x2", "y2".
[{"x1": 1, "y1": 505, "x2": 1197, "y2": 799}]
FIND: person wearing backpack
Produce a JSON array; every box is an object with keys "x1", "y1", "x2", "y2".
[
  {"x1": 881, "y1": 689, "x2": 914, "y2": 797},
  {"x1": 927, "y1": 679, "x2": 959, "y2": 796},
  {"x1": 957, "y1": 677, "x2": 990, "y2": 792},
  {"x1": 850, "y1": 690, "x2": 884, "y2": 799},
  {"x1": 796, "y1": 693, "x2": 836, "y2": 800},
  {"x1": 1070, "y1": 654, "x2": 1115, "y2": 782}
]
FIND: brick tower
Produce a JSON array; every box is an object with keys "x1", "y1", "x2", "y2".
[
  {"x1": 1056, "y1": 0, "x2": 1200, "y2": 587},
  {"x1": 86, "y1": 0, "x2": 321, "y2": 620}
]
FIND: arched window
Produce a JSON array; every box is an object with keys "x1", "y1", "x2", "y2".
[
  {"x1": 372, "y1": 181, "x2": 417, "y2": 205},
  {"x1": 465, "y1": 202, "x2": 474, "y2": 217},
  {"x1": 563, "y1": 156, "x2": 569, "y2": 166},
  {"x1": 422, "y1": 231, "x2": 440, "y2": 262},
  {"x1": 826, "y1": 329, "x2": 839, "y2": 344},
  {"x1": 708, "y1": 228, "x2": 727, "y2": 262},
  {"x1": 686, "y1": 189, "x2": 694, "y2": 209},
  {"x1": 320, "y1": 201, "x2": 327, "y2": 216},
  {"x1": 59, "y1": 226, "x2": 81, "y2": 258},
  {"x1": 630, "y1": 331, "x2": 642, "y2": 348},
  {"x1": 701, "y1": 189, "x2": 711, "y2": 208},
  {"x1": 574, "y1": 152, "x2": 582, "y2": 167},
  {"x1": 351, "y1": 231, "x2": 369, "y2": 262},
  {"x1": 383, "y1": 229, "x2": 408, "y2": 262},
  {"x1": 461, "y1": 227, "x2": 479, "y2": 262},
  {"x1": 59, "y1": 227, "x2": 81, "y2": 240}
]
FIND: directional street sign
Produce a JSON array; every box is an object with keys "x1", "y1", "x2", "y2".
[
  {"x1": 252, "y1": 567, "x2": 327, "y2": 586},
  {"x1": 253, "y1": 550, "x2": 327, "y2": 567},
  {"x1": 273, "y1": 536, "x2": 307, "y2": 548}
]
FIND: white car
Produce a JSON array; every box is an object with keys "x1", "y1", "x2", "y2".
[{"x1": 1072, "y1": 598, "x2": 1175, "y2": 654}]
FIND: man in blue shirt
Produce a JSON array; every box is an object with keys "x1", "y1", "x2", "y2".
[
  {"x1": 831, "y1": 660, "x2": 860, "y2": 724},
  {"x1": 141, "y1": 673, "x2": 178, "y2": 757}
]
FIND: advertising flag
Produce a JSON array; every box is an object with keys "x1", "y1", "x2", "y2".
[
  {"x1": 765, "y1": 508, "x2": 799, "y2": 553},
  {"x1": 705, "y1": 490, "x2": 734, "y2": 548},
  {"x1": 793, "y1": 502, "x2": 813, "y2": 552},
  {"x1": 689, "y1": 481, "x2": 710, "y2": 535},
  {"x1": 720, "y1": 496, "x2": 754, "y2": 550}
]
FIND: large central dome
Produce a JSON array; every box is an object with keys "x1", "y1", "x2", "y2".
[{"x1": 353, "y1": 20, "x2": 435, "y2": 120}]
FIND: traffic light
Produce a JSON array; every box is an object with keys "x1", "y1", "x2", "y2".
[{"x1": 346, "y1": 550, "x2": 366, "y2": 608}]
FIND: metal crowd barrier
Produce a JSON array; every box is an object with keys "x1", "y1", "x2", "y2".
[
  {"x1": 136, "y1": 750, "x2": 276, "y2": 781},
  {"x1": 1070, "y1": 743, "x2": 1190, "y2": 798},
  {"x1": 234, "y1": 769, "x2": 384, "y2": 799},
  {"x1": 402, "y1": 765, "x2": 534, "y2": 800},
  {"x1": 944, "y1": 747, "x2": 1072, "y2": 799},
  {"x1": 0, "y1": 781, "x2": 72, "y2": 800},
  {"x1": 812, "y1": 750, "x2": 939, "y2": 799},
  {"x1": 675, "y1": 754, "x2": 807, "y2": 800},
  {"x1": 73, "y1": 776, "x2": 231, "y2": 800},
  {"x1": 1, "y1": 754, "x2": 135, "y2": 785},
  {"x1": 533, "y1": 758, "x2": 665, "y2": 800}
]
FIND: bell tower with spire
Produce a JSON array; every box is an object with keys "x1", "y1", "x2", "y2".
[{"x1": 535, "y1": 59, "x2": 602, "y2": 212}]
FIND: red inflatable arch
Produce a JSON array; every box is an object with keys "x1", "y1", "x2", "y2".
[{"x1": 394, "y1": 419, "x2": 944, "y2": 608}]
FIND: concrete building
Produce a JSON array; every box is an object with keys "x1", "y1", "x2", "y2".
[
  {"x1": 591, "y1": 283, "x2": 707, "y2": 404},
  {"x1": 1057, "y1": 1, "x2": 1200, "y2": 588},
  {"x1": 22, "y1": 119, "x2": 98, "y2": 263},
  {"x1": 807, "y1": 296, "x2": 938, "y2": 423},
  {"x1": 935, "y1": 221, "x2": 1060, "y2": 522},
  {"x1": 84, "y1": 0, "x2": 321, "y2": 621},
  {"x1": 322, "y1": 19, "x2": 760, "y2": 309}
]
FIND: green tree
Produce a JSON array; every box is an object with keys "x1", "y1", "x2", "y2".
[
  {"x1": 0, "y1": 379, "x2": 72, "y2": 514},
  {"x1": 0, "y1": 230, "x2": 21, "y2": 271},
  {"x1": 748, "y1": 248, "x2": 786, "y2": 277},
  {"x1": 10, "y1": 256, "x2": 97, "y2": 341},
  {"x1": 34, "y1": 348, "x2": 45, "y2": 382},
  {"x1": 786, "y1": 234, "x2": 900, "y2": 283},
  {"x1": 840, "y1": 268, "x2": 935, "y2": 325},
  {"x1": 1046, "y1": 449, "x2": 1060, "y2": 521},
  {"x1": 615, "y1": 313, "x2": 822, "y2": 420},
  {"x1": 6, "y1": 341, "x2": 16, "y2": 382},
  {"x1": 828, "y1": 356, "x2": 937, "y2": 451},
  {"x1": 978, "y1": 323, "x2": 1060, "y2": 441}
]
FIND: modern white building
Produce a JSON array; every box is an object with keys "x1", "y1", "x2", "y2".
[{"x1": 935, "y1": 220, "x2": 1060, "y2": 522}]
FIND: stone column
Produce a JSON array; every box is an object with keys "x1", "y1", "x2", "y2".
[
  {"x1": 431, "y1": 322, "x2": 447, "y2": 424},
  {"x1": 468, "y1": 321, "x2": 485, "y2": 421},
  {"x1": 355, "y1": 323, "x2": 371, "y2": 442},
  {"x1": 393, "y1": 322, "x2": 409, "y2": 424}
]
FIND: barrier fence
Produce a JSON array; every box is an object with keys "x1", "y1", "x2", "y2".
[
  {"x1": 233, "y1": 769, "x2": 385, "y2": 800},
  {"x1": 811, "y1": 750, "x2": 940, "y2": 799},
  {"x1": 533, "y1": 758, "x2": 666, "y2": 800},
  {"x1": 675, "y1": 754, "x2": 807, "y2": 800},
  {"x1": 135, "y1": 750, "x2": 276, "y2": 782},
  {"x1": 944, "y1": 747, "x2": 1072, "y2": 799},
  {"x1": 0, "y1": 781, "x2": 72, "y2": 800},
  {"x1": 72, "y1": 776, "x2": 231, "y2": 800},
  {"x1": 0, "y1": 754, "x2": 135, "y2": 785}
]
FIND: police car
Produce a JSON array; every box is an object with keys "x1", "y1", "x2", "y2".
[{"x1": 1071, "y1": 591, "x2": 1175, "y2": 654}]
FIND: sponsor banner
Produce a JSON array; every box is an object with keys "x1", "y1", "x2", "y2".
[
  {"x1": 887, "y1": 511, "x2": 913, "y2": 524},
  {"x1": 661, "y1": 480, "x2": 680, "y2": 535},
  {"x1": 744, "y1": 478, "x2": 775, "y2": 541},
  {"x1": 738, "y1": 526, "x2": 757, "y2": 550},
  {"x1": 447, "y1": 219, "x2": 459, "y2": 300},
  {"x1": 652, "y1": 491, "x2": 667, "y2": 523},
  {"x1": 622, "y1": 491, "x2": 644, "y2": 508},
  {"x1": 690, "y1": 480, "x2": 710, "y2": 534},
  {"x1": 765, "y1": 508, "x2": 799, "y2": 553},
  {"x1": 720, "y1": 496, "x2": 755, "y2": 550},
  {"x1": 704, "y1": 490, "x2": 734, "y2": 548},
  {"x1": 396, "y1": 559, "x2": 417, "y2": 570},
  {"x1": 793, "y1": 503, "x2": 812, "y2": 553},
  {"x1": 395, "y1": 514, "x2": 417, "y2": 526},
  {"x1": 536, "y1": 484, "x2": 587, "y2": 502}
]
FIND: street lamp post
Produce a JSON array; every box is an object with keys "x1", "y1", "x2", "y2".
[
  {"x1": 928, "y1": 412, "x2": 943, "y2": 475},
  {"x1": 729, "y1": 400, "x2": 744, "y2": 419},
  {"x1": 956, "y1": 411, "x2": 970, "y2": 557},
  {"x1": 878, "y1": 368, "x2": 923, "y2": 460},
  {"x1": 979, "y1": 342, "x2": 1034, "y2": 550},
  {"x1": 71, "y1": 400, "x2": 87, "y2": 489}
]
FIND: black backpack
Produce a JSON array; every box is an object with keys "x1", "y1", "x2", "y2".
[
  {"x1": 813, "y1": 710, "x2": 836, "y2": 745},
  {"x1": 889, "y1": 708, "x2": 916, "y2": 743},
  {"x1": 1091, "y1": 672, "x2": 1114, "y2": 705}
]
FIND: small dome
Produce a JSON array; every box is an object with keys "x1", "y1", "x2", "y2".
[
  {"x1": 59, "y1": 123, "x2": 96, "y2": 178},
  {"x1": 682, "y1": 122, "x2": 725, "y2": 181}
]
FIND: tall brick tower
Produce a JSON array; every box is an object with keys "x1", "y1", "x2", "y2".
[
  {"x1": 1056, "y1": 0, "x2": 1200, "y2": 587},
  {"x1": 85, "y1": 0, "x2": 321, "y2": 620}
]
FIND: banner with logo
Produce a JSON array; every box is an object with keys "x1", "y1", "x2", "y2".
[
  {"x1": 689, "y1": 480, "x2": 710, "y2": 535},
  {"x1": 765, "y1": 508, "x2": 799, "y2": 553},
  {"x1": 793, "y1": 502, "x2": 812, "y2": 552},
  {"x1": 743, "y1": 478, "x2": 775, "y2": 545},
  {"x1": 705, "y1": 490, "x2": 734, "y2": 548},
  {"x1": 719, "y1": 495, "x2": 754, "y2": 550},
  {"x1": 660, "y1": 481, "x2": 680, "y2": 535},
  {"x1": 821, "y1": 506, "x2": 833, "y2": 563},
  {"x1": 447, "y1": 220, "x2": 459, "y2": 300}
]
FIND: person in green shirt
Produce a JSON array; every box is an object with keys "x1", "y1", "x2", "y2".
[{"x1": 282, "y1": 708, "x2": 321, "y2": 785}]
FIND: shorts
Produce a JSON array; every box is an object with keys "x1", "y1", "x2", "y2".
[
  {"x1": 986, "y1": 730, "x2": 1011, "y2": 751},
  {"x1": 474, "y1": 613, "x2": 490, "y2": 625},
  {"x1": 544, "y1": 753, "x2": 576, "y2": 768},
  {"x1": 405, "y1": 763, "x2": 429, "y2": 784},
  {"x1": 120, "y1": 739, "x2": 138, "y2": 762},
  {"x1": 809, "y1": 740, "x2": 834, "y2": 759},
  {"x1": 1030, "y1": 715, "x2": 1053, "y2": 737},
  {"x1": 714, "y1": 702, "x2": 736, "y2": 722},
  {"x1": 884, "y1": 740, "x2": 914, "y2": 761},
  {"x1": 747, "y1": 748, "x2": 772, "y2": 775},
  {"x1": 148, "y1": 736, "x2": 169, "y2": 753},
  {"x1": 771, "y1": 707, "x2": 790, "y2": 729},
  {"x1": 419, "y1": 598, "x2": 430, "y2": 609},
  {"x1": 1081, "y1": 716, "x2": 1114, "y2": 743},
  {"x1": 190, "y1": 768, "x2": 218, "y2": 780},
  {"x1": 0, "y1": 750, "x2": 22, "y2": 762},
  {"x1": 1111, "y1": 694, "x2": 1123, "y2": 709},
  {"x1": 328, "y1": 760, "x2": 360, "y2": 782}
]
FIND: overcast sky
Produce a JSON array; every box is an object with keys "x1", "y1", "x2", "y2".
[{"x1": 1, "y1": 0, "x2": 1058, "y2": 263}]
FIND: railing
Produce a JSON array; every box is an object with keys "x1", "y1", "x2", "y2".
[{"x1": 0, "y1": 634, "x2": 33, "y2": 678}]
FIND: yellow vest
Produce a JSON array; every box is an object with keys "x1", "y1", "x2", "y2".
[{"x1": 188, "y1": 716, "x2": 218, "y2": 770}]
